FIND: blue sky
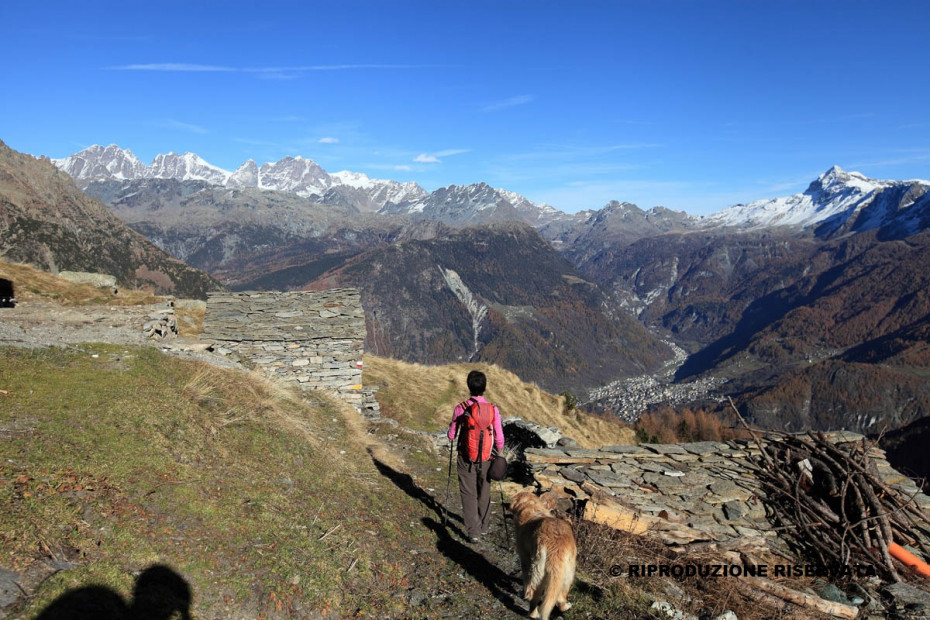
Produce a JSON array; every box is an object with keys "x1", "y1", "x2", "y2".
[{"x1": 2, "y1": 0, "x2": 928, "y2": 214}]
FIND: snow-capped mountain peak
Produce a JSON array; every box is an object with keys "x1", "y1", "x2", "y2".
[
  {"x1": 227, "y1": 159, "x2": 259, "y2": 188},
  {"x1": 330, "y1": 170, "x2": 374, "y2": 189},
  {"x1": 256, "y1": 156, "x2": 330, "y2": 195},
  {"x1": 53, "y1": 144, "x2": 429, "y2": 213},
  {"x1": 379, "y1": 182, "x2": 563, "y2": 227},
  {"x1": 808, "y1": 165, "x2": 890, "y2": 196},
  {"x1": 702, "y1": 166, "x2": 930, "y2": 235},
  {"x1": 147, "y1": 152, "x2": 231, "y2": 185},
  {"x1": 52, "y1": 144, "x2": 146, "y2": 182},
  {"x1": 704, "y1": 167, "x2": 883, "y2": 230}
]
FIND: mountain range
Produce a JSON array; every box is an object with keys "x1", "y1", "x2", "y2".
[
  {"x1": 0, "y1": 140, "x2": 220, "y2": 298},
  {"x1": 32, "y1": 143, "x2": 930, "y2": 432},
  {"x1": 55, "y1": 144, "x2": 424, "y2": 214},
  {"x1": 54, "y1": 145, "x2": 930, "y2": 237}
]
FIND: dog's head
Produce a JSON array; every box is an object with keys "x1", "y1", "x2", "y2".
[{"x1": 509, "y1": 491, "x2": 558, "y2": 521}]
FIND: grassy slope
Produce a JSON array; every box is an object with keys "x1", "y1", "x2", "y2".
[
  {"x1": 362, "y1": 355, "x2": 637, "y2": 449},
  {"x1": 1, "y1": 344, "x2": 673, "y2": 619},
  {"x1": 1, "y1": 345, "x2": 456, "y2": 617}
]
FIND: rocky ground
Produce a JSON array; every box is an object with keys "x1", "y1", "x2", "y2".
[{"x1": 0, "y1": 299, "x2": 241, "y2": 370}]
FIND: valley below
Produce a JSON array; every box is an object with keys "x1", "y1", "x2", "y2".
[
  {"x1": 7, "y1": 140, "x2": 930, "y2": 437},
  {"x1": 584, "y1": 339, "x2": 730, "y2": 422}
]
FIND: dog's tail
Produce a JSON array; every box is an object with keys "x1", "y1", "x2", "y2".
[
  {"x1": 537, "y1": 544, "x2": 576, "y2": 620},
  {"x1": 527, "y1": 544, "x2": 547, "y2": 600}
]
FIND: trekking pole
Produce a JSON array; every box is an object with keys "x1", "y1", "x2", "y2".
[
  {"x1": 498, "y1": 480, "x2": 510, "y2": 546},
  {"x1": 442, "y1": 431, "x2": 457, "y2": 527}
]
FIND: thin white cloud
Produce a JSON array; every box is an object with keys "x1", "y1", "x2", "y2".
[
  {"x1": 113, "y1": 63, "x2": 235, "y2": 72},
  {"x1": 483, "y1": 94, "x2": 534, "y2": 112},
  {"x1": 414, "y1": 148, "x2": 469, "y2": 164},
  {"x1": 434, "y1": 148, "x2": 470, "y2": 157},
  {"x1": 318, "y1": 137, "x2": 339, "y2": 144},
  {"x1": 245, "y1": 64, "x2": 437, "y2": 73},
  {"x1": 394, "y1": 165, "x2": 412, "y2": 171},
  {"x1": 162, "y1": 119, "x2": 208, "y2": 134},
  {"x1": 232, "y1": 137, "x2": 300, "y2": 154},
  {"x1": 110, "y1": 63, "x2": 440, "y2": 76},
  {"x1": 505, "y1": 143, "x2": 661, "y2": 163},
  {"x1": 848, "y1": 151, "x2": 930, "y2": 171}
]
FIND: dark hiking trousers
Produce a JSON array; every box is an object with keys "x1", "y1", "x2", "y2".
[{"x1": 457, "y1": 453, "x2": 493, "y2": 538}]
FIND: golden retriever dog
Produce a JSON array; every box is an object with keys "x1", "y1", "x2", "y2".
[{"x1": 509, "y1": 491, "x2": 577, "y2": 619}]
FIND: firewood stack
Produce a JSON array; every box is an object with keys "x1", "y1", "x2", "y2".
[{"x1": 748, "y1": 430, "x2": 930, "y2": 584}]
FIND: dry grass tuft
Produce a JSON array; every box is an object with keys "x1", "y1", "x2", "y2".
[
  {"x1": 363, "y1": 355, "x2": 636, "y2": 449},
  {"x1": 0, "y1": 260, "x2": 162, "y2": 306},
  {"x1": 174, "y1": 301, "x2": 206, "y2": 337},
  {"x1": 572, "y1": 518, "x2": 821, "y2": 619},
  {"x1": 182, "y1": 365, "x2": 320, "y2": 442}
]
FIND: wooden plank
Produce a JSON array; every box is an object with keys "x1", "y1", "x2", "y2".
[
  {"x1": 738, "y1": 577, "x2": 859, "y2": 619},
  {"x1": 583, "y1": 499, "x2": 651, "y2": 535},
  {"x1": 582, "y1": 498, "x2": 710, "y2": 545}
]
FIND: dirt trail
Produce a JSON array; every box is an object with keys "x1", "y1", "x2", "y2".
[{"x1": 0, "y1": 299, "x2": 240, "y2": 369}]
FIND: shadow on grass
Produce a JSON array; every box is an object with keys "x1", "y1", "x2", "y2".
[
  {"x1": 369, "y1": 452, "x2": 469, "y2": 541},
  {"x1": 370, "y1": 453, "x2": 527, "y2": 615},
  {"x1": 34, "y1": 564, "x2": 192, "y2": 620}
]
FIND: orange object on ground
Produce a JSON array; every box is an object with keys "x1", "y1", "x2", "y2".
[{"x1": 889, "y1": 542, "x2": 930, "y2": 578}]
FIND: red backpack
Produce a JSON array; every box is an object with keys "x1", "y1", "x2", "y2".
[{"x1": 458, "y1": 399, "x2": 496, "y2": 463}]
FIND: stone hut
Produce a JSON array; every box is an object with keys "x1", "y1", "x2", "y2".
[{"x1": 201, "y1": 289, "x2": 366, "y2": 403}]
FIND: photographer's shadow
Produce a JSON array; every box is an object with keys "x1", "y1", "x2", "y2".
[{"x1": 35, "y1": 564, "x2": 191, "y2": 620}]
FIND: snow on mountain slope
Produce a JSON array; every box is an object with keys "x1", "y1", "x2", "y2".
[
  {"x1": 381, "y1": 182, "x2": 562, "y2": 227},
  {"x1": 148, "y1": 152, "x2": 231, "y2": 185},
  {"x1": 701, "y1": 166, "x2": 918, "y2": 230},
  {"x1": 52, "y1": 146, "x2": 930, "y2": 238},
  {"x1": 227, "y1": 159, "x2": 259, "y2": 188},
  {"x1": 54, "y1": 145, "x2": 428, "y2": 211},
  {"x1": 255, "y1": 156, "x2": 330, "y2": 195},
  {"x1": 52, "y1": 144, "x2": 146, "y2": 181},
  {"x1": 330, "y1": 171, "x2": 428, "y2": 204}
]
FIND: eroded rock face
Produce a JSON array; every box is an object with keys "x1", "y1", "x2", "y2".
[{"x1": 57, "y1": 271, "x2": 118, "y2": 289}]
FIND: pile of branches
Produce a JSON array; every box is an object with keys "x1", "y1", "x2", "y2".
[{"x1": 749, "y1": 429, "x2": 930, "y2": 584}]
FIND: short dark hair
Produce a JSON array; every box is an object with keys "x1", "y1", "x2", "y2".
[{"x1": 466, "y1": 370, "x2": 487, "y2": 396}]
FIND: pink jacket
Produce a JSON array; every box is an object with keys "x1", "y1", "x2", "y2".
[{"x1": 447, "y1": 395, "x2": 505, "y2": 452}]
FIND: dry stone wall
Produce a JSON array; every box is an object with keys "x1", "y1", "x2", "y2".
[
  {"x1": 201, "y1": 290, "x2": 367, "y2": 403},
  {"x1": 527, "y1": 432, "x2": 930, "y2": 553}
]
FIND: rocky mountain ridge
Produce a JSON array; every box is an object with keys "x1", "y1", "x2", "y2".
[
  {"x1": 0, "y1": 140, "x2": 221, "y2": 298},
  {"x1": 702, "y1": 165, "x2": 930, "y2": 239},
  {"x1": 53, "y1": 144, "x2": 930, "y2": 241},
  {"x1": 301, "y1": 222, "x2": 672, "y2": 395},
  {"x1": 53, "y1": 144, "x2": 428, "y2": 214}
]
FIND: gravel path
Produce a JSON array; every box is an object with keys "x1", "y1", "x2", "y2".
[{"x1": 0, "y1": 299, "x2": 242, "y2": 370}]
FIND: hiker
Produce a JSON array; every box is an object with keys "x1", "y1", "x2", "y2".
[{"x1": 448, "y1": 369, "x2": 505, "y2": 542}]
